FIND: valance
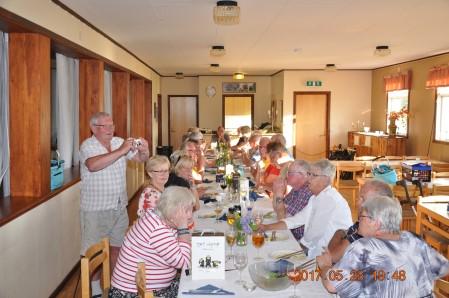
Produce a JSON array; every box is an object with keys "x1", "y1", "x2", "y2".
[
  {"x1": 384, "y1": 70, "x2": 412, "y2": 92},
  {"x1": 426, "y1": 65, "x2": 449, "y2": 88}
]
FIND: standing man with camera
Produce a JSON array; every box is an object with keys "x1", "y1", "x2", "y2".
[{"x1": 79, "y1": 112, "x2": 149, "y2": 297}]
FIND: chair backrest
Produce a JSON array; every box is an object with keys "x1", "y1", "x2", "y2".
[
  {"x1": 433, "y1": 185, "x2": 449, "y2": 196},
  {"x1": 335, "y1": 161, "x2": 366, "y2": 181},
  {"x1": 432, "y1": 163, "x2": 449, "y2": 178},
  {"x1": 136, "y1": 262, "x2": 153, "y2": 298},
  {"x1": 81, "y1": 238, "x2": 111, "y2": 298},
  {"x1": 434, "y1": 279, "x2": 449, "y2": 297}
]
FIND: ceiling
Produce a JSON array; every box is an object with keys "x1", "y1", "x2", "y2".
[{"x1": 58, "y1": 0, "x2": 449, "y2": 76}]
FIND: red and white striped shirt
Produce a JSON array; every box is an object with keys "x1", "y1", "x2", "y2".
[{"x1": 111, "y1": 210, "x2": 191, "y2": 292}]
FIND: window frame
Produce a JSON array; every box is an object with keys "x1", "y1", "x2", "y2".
[
  {"x1": 222, "y1": 94, "x2": 254, "y2": 131},
  {"x1": 386, "y1": 89, "x2": 410, "y2": 137},
  {"x1": 434, "y1": 86, "x2": 449, "y2": 144}
]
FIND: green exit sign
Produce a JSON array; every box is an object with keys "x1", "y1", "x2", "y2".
[{"x1": 306, "y1": 80, "x2": 323, "y2": 86}]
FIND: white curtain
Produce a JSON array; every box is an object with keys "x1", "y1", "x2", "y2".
[
  {"x1": 104, "y1": 70, "x2": 112, "y2": 115},
  {"x1": 55, "y1": 53, "x2": 79, "y2": 168},
  {"x1": 0, "y1": 32, "x2": 9, "y2": 196}
]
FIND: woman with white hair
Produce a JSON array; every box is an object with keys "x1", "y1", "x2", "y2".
[
  {"x1": 317, "y1": 196, "x2": 449, "y2": 298},
  {"x1": 109, "y1": 186, "x2": 195, "y2": 298}
]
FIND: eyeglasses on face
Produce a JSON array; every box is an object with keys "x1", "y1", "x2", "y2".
[
  {"x1": 94, "y1": 124, "x2": 115, "y2": 129},
  {"x1": 307, "y1": 172, "x2": 327, "y2": 178},
  {"x1": 151, "y1": 169, "x2": 170, "y2": 174},
  {"x1": 358, "y1": 214, "x2": 373, "y2": 221}
]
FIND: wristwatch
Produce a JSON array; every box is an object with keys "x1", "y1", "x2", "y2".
[{"x1": 275, "y1": 197, "x2": 283, "y2": 204}]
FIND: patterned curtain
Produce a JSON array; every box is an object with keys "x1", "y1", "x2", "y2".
[
  {"x1": 384, "y1": 70, "x2": 412, "y2": 92},
  {"x1": 426, "y1": 65, "x2": 449, "y2": 88}
]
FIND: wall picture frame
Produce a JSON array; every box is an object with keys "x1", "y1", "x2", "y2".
[{"x1": 222, "y1": 82, "x2": 256, "y2": 93}]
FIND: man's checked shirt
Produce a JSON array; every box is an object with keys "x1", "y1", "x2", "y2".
[{"x1": 283, "y1": 185, "x2": 313, "y2": 240}]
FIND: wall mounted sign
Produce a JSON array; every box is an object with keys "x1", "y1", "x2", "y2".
[
  {"x1": 305, "y1": 80, "x2": 322, "y2": 86},
  {"x1": 223, "y1": 82, "x2": 256, "y2": 93}
]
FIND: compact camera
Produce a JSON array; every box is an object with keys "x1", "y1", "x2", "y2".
[{"x1": 133, "y1": 138, "x2": 142, "y2": 148}]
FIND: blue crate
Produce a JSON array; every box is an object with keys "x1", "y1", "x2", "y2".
[
  {"x1": 401, "y1": 162, "x2": 431, "y2": 182},
  {"x1": 50, "y1": 159, "x2": 64, "y2": 190}
]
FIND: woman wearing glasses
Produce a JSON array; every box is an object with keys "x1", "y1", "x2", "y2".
[
  {"x1": 137, "y1": 155, "x2": 170, "y2": 217},
  {"x1": 317, "y1": 196, "x2": 449, "y2": 297}
]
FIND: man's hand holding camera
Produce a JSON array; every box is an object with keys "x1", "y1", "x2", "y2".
[{"x1": 123, "y1": 137, "x2": 149, "y2": 161}]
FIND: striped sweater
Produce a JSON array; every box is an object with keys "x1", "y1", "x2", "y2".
[{"x1": 111, "y1": 210, "x2": 191, "y2": 292}]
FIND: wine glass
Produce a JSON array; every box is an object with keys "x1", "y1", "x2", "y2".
[
  {"x1": 214, "y1": 202, "x2": 223, "y2": 224},
  {"x1": 251, "y1": 230, "x2": 265, "y2": 260},
  {"x1": 220, "y1": 177, "x2": 227, "y2": 193},
  {"x1": 233, "y1": 247, "x2": 248, "y2": 285},
  {"x1": 225, "y1": 228, "x2": 236, "y2": 259},
  {"x1": 226, "y1": 211, "x2": 236, "y2": 227},
  {"x1": 287, "y1": 264, "x2": 302, "y2": 298}
]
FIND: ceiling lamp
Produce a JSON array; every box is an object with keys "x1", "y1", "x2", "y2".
[
  {"x1": 210, "y1": 45, "x2": 226, "y2": 57},
  {"x1": 213, "y1": 1, "x2": 240, "y2": 25},
  {"x1": 233, "y1": 72, "x2": 244, "y2": 80},
  {"x1": 209, "y1": 64, "x2": 221, "y2": 72},
  {"x1": 175, "y1": 72, "x2": 184, "y2": 79},
  {"x1": 324, "y1": 64, "x2": 337, "y2": 72},
  {"x1": 374, "y1": 45, "x2": 391, "y2": 57}
]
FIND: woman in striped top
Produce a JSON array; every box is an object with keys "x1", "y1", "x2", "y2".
[{"x1": 109, "y1": 186, "x2": 195, "y2": 298}]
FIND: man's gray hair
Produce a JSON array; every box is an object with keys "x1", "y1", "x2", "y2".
[
  {"x1": 90, "y1": 112, "x2": 111, "y2": 126},
  {"x1": 156, "y1": 186, "x2": 195, "y2": 220},
  {"x1": 290, "y1": 160, "x2": 311, "y2": 173},
  {"x1": 361, "y1": 196, "x2": 402, "y2": 233},
  {"x1": 362, "y1": 179, "x2": 394, "y2": 200},
  {"x1": 312, "y1": 159, "x2": 336, "y2": 182}
]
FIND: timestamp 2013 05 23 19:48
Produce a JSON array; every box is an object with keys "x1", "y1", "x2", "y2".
[{"x1": 295, "y1": 268, "x2": 407, "y2": 282}]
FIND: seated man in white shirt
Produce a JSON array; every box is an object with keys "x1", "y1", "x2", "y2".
[{"x1": 259, "y1": 159, "x2": 353, "y2": 258}]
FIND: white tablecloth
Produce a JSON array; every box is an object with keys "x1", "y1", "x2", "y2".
[{"x1": 178, "y1": 198, "x2": 335, "y2": 297}]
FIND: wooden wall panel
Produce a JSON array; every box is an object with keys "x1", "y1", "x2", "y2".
[
  {"x1": 144, "y1": 81, "x2": 152, "y2": 155},
  {"x1": 79, "y1": 59, "x2": 104, "y2": 143},
  {"x1": 112, "y1": 72, "x2": 130, "y2": 139},
  {"x1": 130, "y1": 79, "x2": 145, "y2": 138},
  {"x1": 9, "y1": 33, "x2": 51, "y2": 197}
]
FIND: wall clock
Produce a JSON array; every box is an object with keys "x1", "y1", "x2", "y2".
[{"x1": 206, "y1": 85, "x2": 216, "y2": 98}]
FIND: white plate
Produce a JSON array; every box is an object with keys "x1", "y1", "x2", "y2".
[{"x1": 269, "y1": 249, "x2": 307, "y2": 262}]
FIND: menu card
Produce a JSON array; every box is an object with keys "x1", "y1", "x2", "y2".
[{"x1": 191, "y1": 232, "x2": 225, "y2": 280}]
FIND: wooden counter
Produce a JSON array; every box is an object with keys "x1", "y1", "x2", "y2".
[{"x1": 348, "y1": 131, "x2": 406, "y2": 156}]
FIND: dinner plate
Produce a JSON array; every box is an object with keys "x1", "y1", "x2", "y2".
[{"x1": 269, "y1": 249, "x2": 307, "y2": 262}]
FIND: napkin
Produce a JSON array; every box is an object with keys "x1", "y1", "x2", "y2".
[
  {"x1": 200, "y1": 196, "x2": 217, "y2": 204},
  {"x1": 249, "y1": 191, "x2": 264, "y2": 201},
  {"x1": 202, "y1": 178, "x2": 213, "y2": 183},
  {"x1": 218, "y1": 213, "x2": 227, "y2": 221},
  {"x1": 182, "y1": 284, "x2": 235, "y2": 295}
]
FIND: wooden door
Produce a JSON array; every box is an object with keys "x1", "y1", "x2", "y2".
[
  {"x1": 168, "y1": 95, "x2": 198, "y2": 150},
  {"x1": 294, "y1": 92, "x2": 330, "y2": 161}
]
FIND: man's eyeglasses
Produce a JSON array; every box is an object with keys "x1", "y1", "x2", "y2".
[
  {"x1": 358, "y1": 214, "x2": 373, "y2": 221},
  {"x1": 307, "y1": 172, "x2": 327, "y2": 178},
  {"x1": 95, "y1": 124, "x2": 115, "y2": 129}
]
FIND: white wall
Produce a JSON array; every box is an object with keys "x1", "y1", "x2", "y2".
[
  {"x1": 282, "y1": 70, "x2": 372, "y2": 150},
  {"x1": 0, "y1": 184, "x2": 81, "y2": 298}
]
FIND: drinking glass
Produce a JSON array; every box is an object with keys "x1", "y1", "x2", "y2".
[
  {"x1": 214, "y1": 202, "x2": 223, "y2": 224},
  {"x1": 287, "y1": 264, "x2": 302, "y2": 298},
  {"x1": 233, "y1": 247, "x2": 248, "y2": 285},
  {"x1": 220, "y1": 178, "x2": 227, "y2": 193},
  {"x1": 226, "y1": 212, "x2": 236, "y2": 226},
  {"x1": 251, "y1": 230, "x2": 265, "y2": 260},
  {"x1": 225, "y1": 228, "x2": 236, "y2": 259}
]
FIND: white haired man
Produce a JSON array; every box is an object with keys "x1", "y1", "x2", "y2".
[
  {"x1": 259, "y1": 159, "x2": 352, "y2": 258},
  {"x1": 79, "y1": 112, "x2": 149, "y2": 296}
]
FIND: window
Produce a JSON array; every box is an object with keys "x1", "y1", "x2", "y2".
[
  {"x1": 223, "y1": 95, "x2": 253, "y2": 131},
  {"x1": 435, "y1": 86, "x2": 449, "y2": 142},
  {"x1": 387, "y1": 90, "x2": 409, "y2": 136}
]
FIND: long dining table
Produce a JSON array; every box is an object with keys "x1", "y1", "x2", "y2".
[{"x1": 177, "y1": 179, "x2": 334, "y2": 297}]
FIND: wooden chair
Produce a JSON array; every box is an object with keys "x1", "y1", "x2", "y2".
[
  {"x1": 432, "y1": 163, "x2": 449, "y2": 178},
  {"x1": 393, "y1": 180, "x2": 423, "y2": 205},
  {"x1": 136, "y1": 262, "x2": 154, "y2": 298},
  {"x1": 424, "y1": 230, "x2": 449, "y2": 255},
  {"x1": 434, "y1": 279, "x2": 449, "y2": 298},
  {"x1": 81, "y1": 238, "x2": 110, "y2": 298},
  {"x1": 335, "y1": 161, "x2": 366, "y2": 210}
]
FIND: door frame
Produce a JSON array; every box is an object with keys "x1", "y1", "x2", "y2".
[
  {"x1": 293, "y1": 91, "x2": 330, "y2": 159},
  {"x1": 168, "y1": 95, "x2": 199, "y2": 147},
  {"x1": 157, "y1": 93, "x2": 162, "y2": 146},
  {"x1": 222, "y1": 94, "x2": 255, "y2": 128}
]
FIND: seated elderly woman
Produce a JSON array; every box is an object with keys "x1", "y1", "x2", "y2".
[
  {"x1": 317, "y1": 196, "x2": 449, "y2": 297},
  {"x1": 165, "y1": 155, "x2": 201, "y2": 211},
  {"x1": 259, "y1": 142, "x2": 292, "y2": 191},
  {"x1": 137, "y1": 155, "x2": 170, "y2": 217},
  {"x1": 109, "y1": 186, "x2": 195, "y2": 298}
]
